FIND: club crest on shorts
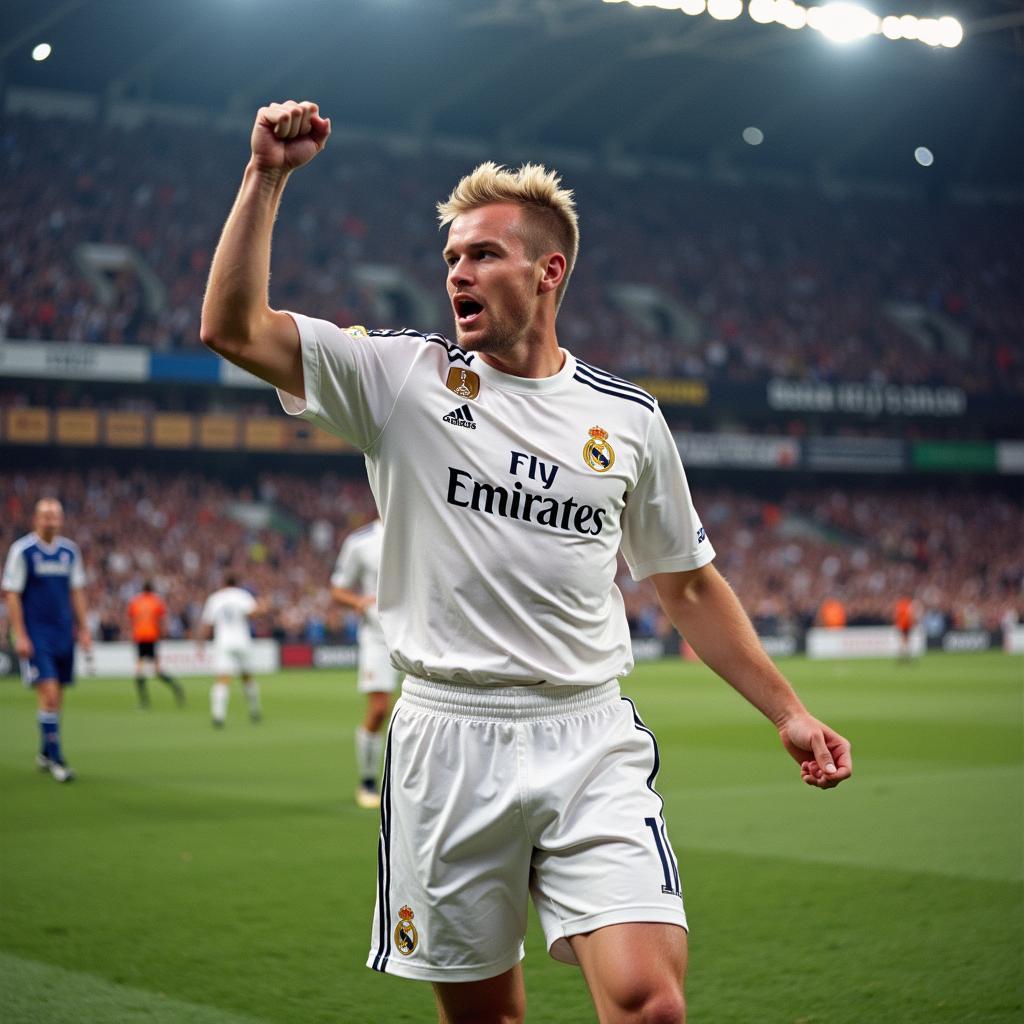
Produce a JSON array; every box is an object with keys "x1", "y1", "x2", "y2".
[
  {"x1": 394, "y1": 905, "x2": 418, "y2": 956},
  {"x1": 583, "y1": 426, "x2": 615, "y2": 473},
  {"x1": 446, "y1": 367, "x2": 480, "y2": 400}
]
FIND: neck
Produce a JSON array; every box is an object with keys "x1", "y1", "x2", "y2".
[{"x1": 478, "y1": 312, "x2": 563, "y2": 379}]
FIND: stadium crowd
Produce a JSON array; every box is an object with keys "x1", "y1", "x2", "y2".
[
  {"x1": 2, "y1": 115, "x2": 1020, "y2": 395},
  {"x1": 1, "y1": 469, "x2": 1019, "y2": 649}
]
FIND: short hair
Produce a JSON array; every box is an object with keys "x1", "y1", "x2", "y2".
[
  {"x1": 225, "y1": 575, "x2": 238, "y2": 588},
  {"x1": 437, "y1": 162, "x2": 579, "y2": 308}
]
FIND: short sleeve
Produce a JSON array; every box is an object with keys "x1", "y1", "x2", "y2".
[
  {"x1": 69, "y1": 542, "x2": 86, "y2": 589},
  {"x1": 201, "y1": 597, "x2": 215, "y2": 625},
  {"x1": 1, "y1": 545, "x2": 26, "y2": 593},
  {"x1": 276, "y1": 313, "x2": 420, "y2": 451},
  {"x1": 243, "y1": 592, "x2": 257, "y2": 615},
  {"x1": 330, "y1": 538, "x2": 358, "y2": 590},
  {"x1": 620, "y1": 407, "x2": 715, "y2": 581}
]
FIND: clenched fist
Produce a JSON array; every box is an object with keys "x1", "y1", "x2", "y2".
[{"x1": 250, "y1": 100, "x2": 331, "y2": 174}]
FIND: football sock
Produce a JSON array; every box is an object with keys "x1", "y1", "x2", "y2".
[
  {"x1": 38, "y1": 710, "x2": 62, "y2": 763},
  {"x1": 355, "y1": 726, "x2": 383, "y2": 786},
  {"x1": 159, "y1": 673, "x2": 186, "y2": 703},
  {"x1": 135, "y1": 676, "x2": 149, "y2": 707},
  {"x1": 211, "y1": 682, "x2": 230, "y2": 723},
  {"x1": 243, "y1": 680, "x2": 261, "y2": 718}
]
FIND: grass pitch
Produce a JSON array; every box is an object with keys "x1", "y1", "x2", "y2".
[{"x1": 1, "y1": 652, "x2": 1021, "y2": 1023}]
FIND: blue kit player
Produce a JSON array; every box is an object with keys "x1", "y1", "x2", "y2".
[{"x1": 2, "y1": 497, "x2": 92, "y2": 782}]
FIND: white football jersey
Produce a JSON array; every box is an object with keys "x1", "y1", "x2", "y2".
[
  {"x1": 331, "y1": 518, "x2": 386, "y2": 642},
  {"x1": 201, "y1": 586, "x2": 257, "y2": 649},
  {"x1": 278, "y1": 314, "x2": 714, "y2": 687}
]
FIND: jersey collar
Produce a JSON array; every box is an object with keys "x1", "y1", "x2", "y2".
[{"x1": 473, "y1": 350, "x2": 577, "y2": 395}]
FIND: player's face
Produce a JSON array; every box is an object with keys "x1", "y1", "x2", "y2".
[
  {"x1": 444, "y1": 204, "x2": 543, "y2": 355},
  {"x1": 34, "y1": 501, "x2": 63, "y2": 542}
]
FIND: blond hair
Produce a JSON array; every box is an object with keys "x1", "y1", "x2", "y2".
[{"x1": 437, "y1": 162, "x2": 580, "y2": 307}]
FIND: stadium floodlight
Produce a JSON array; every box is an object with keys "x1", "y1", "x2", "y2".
[
  {"x1": 808, "y1": 3, "x2": 880, "y2": 43},
  {"x1": 742, "y1": 126, "x2": 765, "y2": 145},
  {"x1": 602, "y1": 0, "x2": 963, "y2": 48},
  {"x1": 31, "y1": 42, "x2": 52, "y2": 62},
  {"x1": 914, "y1": 146, "x2": 934, "y2": 166},
  {"x1": 708, "y1": 0, "x2": 743, "y2": 19},
  {"x1": 776, "y1": 0, "x2": 808, "y2": 30}
]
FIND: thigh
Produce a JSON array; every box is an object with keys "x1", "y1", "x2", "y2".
[
  {"x1": 571, "y1": 922, "x2": 687, "y2": 1024},
  {"x1": 433, "y1": 964, "x2": 526, "y2": 1024},
  {"x1": 530, "y1": 696, "x2": 687, "y2": 965},
  {"x1": 367, "y1": 704, "x2": 532, "y2": 983},
  {"x1": 357, "y1": 632, "x2": 399, "y2": 694}
]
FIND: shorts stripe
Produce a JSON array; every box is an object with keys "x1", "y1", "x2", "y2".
[
  {"x1": 625, "y1": 697, "x2": 682, "y2": 898},
  {"x1": 372, "y1": 709, "x2": 399, "y2": 972},
  {"x1": 645, "y1": 817, "x2": 674, "y2": 893}
]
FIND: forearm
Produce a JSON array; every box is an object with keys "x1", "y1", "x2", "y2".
[
  {"x1": 201, "y1": 163, "x2": 289, "y2": 351},
  {"x1": 71, "y1": 589, "x2": 90, "y2": 635},
  {"x1": 654, "y1": 566, "x2": 806, "y2": 728},
  {"x1": 5, "y1": 593, "x2": 27, "y2": 641},
  {"x1": 331, "y1": 586, "x2": 366, "y2": 613}
]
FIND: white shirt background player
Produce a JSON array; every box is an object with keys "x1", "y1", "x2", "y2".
[
  {"x1": 198, "y1": 579, "x2": 262, "y2": 728},
  {"x1": 331, "y1": 518, "x2": 401, "y2": 808},
  {"x1": 200, "y1": 98, "x2": 852, "y2": 1024}
]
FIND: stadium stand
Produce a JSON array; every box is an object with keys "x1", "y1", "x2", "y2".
[{"x1": 2, "y1": 114, "x2": 1020, "y2": 395}]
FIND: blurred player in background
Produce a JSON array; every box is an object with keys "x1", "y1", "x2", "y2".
[
  {"x1": 2, "y1": 498, "x2": 91, "y2": 783},
  {"x1": 330, "y1": 518, "x2": 401, "y2": 810},
  {"x1": 201, "y1": 99, "x2": 852, "y2": 1024},
  {"x1": 197, "y1": 576, "x2": 263, "y2": 727},
  {"x1": 894, "y1": 594, "x2": 917, "y2": 661},
  {"x1": 127, "y1": 580, "x2": 185, "y2": 708}
]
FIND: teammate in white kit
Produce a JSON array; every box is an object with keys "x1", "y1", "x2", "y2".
[
  {"x1": 201, "y1": 99, "x2": 852, "y2": 1023},
  {"x1": 198, "y1": 576, "x2": 263, "y2": 727},
  {"x1": 331, "y1": 518, "x2": 401, "y2": 809}
]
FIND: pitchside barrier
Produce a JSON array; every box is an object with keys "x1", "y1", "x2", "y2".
[
  {"x1": 72, "y1": 639, "x2": 279, "y2": 678},
  {"x1": 807, "y1": 626, "x2": 928, "y2": 659}
]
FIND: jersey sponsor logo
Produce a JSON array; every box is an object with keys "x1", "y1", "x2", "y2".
[
  {"x1": 443, "y1": 404, "x2": 477, "y2": 429},
  {"x1": 394, "y1": 905, "x2": 419, "y2": 956},
  {"x1": 447, "y1": 466, "x2": 607, "y2": 536},
  {"x1": 31, "y1": 554, "x2": 72, "y2": 576},
  {"x1": 583, "y1": 426, "x2": 615, "y2": 473},
  {"x1": 446, "y1": 367, "x2": 480, "y2": 400}
]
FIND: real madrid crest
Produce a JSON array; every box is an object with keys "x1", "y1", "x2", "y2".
[
  {"x1": 583, "y1": 426, "x2": 615, "y2": 473},
  {"x1": 446, "y1": 367, "x2": 481, "y2": 400},
  {"x1": 394, "y1": 905, "x2": 418, "y2": 956}
]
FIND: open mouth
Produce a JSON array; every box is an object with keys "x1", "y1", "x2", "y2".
[{"x1": 454, "y1": 296, "x2": 484, "y2": 327}]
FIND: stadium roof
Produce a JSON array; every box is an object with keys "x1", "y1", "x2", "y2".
[{"x1": 4, "y1": 0, "x2": 1022, "y2": 194}]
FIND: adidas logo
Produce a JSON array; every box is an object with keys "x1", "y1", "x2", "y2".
[{"x1": 442, "y1": 404, "x2": 477, "y2": 429}]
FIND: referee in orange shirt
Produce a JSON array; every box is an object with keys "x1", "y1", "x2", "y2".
[{"x1": 127, "y1": 581, "x2": 185, "y2": 708}]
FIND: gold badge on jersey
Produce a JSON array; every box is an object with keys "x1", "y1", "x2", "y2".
[
  {"x1": 394, "y1": 905, "x2": 419, "y2": 956},
  {"x1": 346, "y1": 325, "x2": 368, "y2": 338},
  {"x1": 446, "y1": 367, "x2": 480, "y2": 400},
  {"x1": 583, "y1": 426, "x2": 615, "y2": 473}
]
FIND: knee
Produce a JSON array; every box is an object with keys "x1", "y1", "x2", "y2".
[{"x1": 612, "y1": 984, "x2": 685, "y2": 1024}]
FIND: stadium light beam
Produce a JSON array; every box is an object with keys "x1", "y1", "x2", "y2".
[
  {"x1": 914, "y1": 146, "x2": 934, "y2": 167},
  {"x1": 742, "y1": 126, "x2": 765, "y2": 145},
  {"x1": 31, "y1": 42, "x2": 52, "y2": 62}
]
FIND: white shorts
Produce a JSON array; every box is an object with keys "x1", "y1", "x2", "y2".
[
  {"x1": 366, "y1": 677, "x2": 687, "y2": 983},
  {"x1": 357, "y1": 631, "x2": 401, "y2": 694},
  {"x1": 212, "y1": 644, "x2": 252, "y2": 677}
]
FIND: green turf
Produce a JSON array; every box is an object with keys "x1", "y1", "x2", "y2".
[{"x1": 1, "y1": 652, "x2": 1021, "y2": 1023}]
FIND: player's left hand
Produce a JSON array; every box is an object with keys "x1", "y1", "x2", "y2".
[
  {"x1": 777, "y1": 712, "x2": 852, "y2": 790},
  {"x1": 77, "y1": 626, "x2": 93, "y2": 652}
]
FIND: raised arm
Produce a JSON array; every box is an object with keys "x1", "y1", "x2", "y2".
[
  {"x1": 652, "y1": 563, "x2": 852, "y2": 789},
  {"x1": 200, "y1": 100, "x2": 331, "y2": 396}
]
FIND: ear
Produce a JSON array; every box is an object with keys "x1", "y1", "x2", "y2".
[{"x1": 537, "y1": 252, "x2": 567, "y2": 297}]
